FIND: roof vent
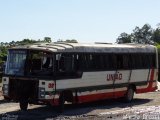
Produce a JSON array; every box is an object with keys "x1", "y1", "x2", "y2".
[{"x1": 95, "y1": 42, "x2": 112, "y2": 45}]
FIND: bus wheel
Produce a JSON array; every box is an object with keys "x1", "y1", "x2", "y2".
[
  {"x1": 4, "y1": 96, "x2": 11, "y2": 101},
  {"x1": 124, "y1": 86, "x2": 134, "y2": 102},
  {"x1": 19, "y1": 99, "x2": 28, "y2": 111},
  {"x1": 58, "y1": 93, "x2": 65, "y2": 113}
]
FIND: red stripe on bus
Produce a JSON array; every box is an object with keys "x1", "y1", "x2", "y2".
[
  {"x1": 77, "y1": 91, "x2": 126, "y2": 103},
  {"x1": 136, "y1": 68, "x2": 156, "y2": 93},
  {"x1": 150, "y1": 68, "x2": 155, "y2": 81},
  {"x1": 50, "y1": 91, "x2": 126, "y2": 105},
  {"x1": 50, "y1": 69, "x2": 157, "y2": 105}
]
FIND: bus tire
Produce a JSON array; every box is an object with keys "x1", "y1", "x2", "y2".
[
  {"x1": 19, "y1": 99, "x2": 28, "y2": 111},
  {"x1": 4, "y1": 96, "x2": 11, "y2": 101},
  {"x1": 124, "y1": 86, "x2": 134, "y2": 102},
  {"x1": 58, "y1": 93, "x2": 65, "y2": 113}
]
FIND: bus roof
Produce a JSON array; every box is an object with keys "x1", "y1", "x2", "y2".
[{"x1": 10, "y1": 42, "x2": 156, "y2": 53}]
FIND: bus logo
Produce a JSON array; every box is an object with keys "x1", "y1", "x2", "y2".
[{"x1": 107, "y1": 72, "x2": 122, "y2": 81}]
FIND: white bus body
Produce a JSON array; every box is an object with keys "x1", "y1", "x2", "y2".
[{"x1": 2, "y1": 43, "x2": 158, "y2": 111}]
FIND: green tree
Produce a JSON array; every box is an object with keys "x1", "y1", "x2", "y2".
[
  {"x1": 117, "y1": 24, "x2": 154, "y2": 44},
  {"x1": 0, "y1": 42, "x2": 4, "y2": 46},
  {"x1": 0, "y1": 46, "x2": 7, "y2": 64},
  {"x1": 132, "y1": 24, "x2": 153, "y2": 44},
  {"x1": 9, "y1": 40, "x2": 16, "y2": 47},
  {"x1": 116, "y1": 32, "x2": 132, "y2": 44},
  {"x1": 152, "y1": 24, "x2": 160, "y2": 44}
]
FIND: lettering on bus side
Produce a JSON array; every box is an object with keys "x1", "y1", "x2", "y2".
[{"x1": 106, "y1": 72, "x2": 122, "y2": 81}]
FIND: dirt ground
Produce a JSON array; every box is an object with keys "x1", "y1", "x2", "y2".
[{"x1": 0, "y1": 83, "x2": 160, "y2": 120}]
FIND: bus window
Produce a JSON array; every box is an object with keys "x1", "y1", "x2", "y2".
[
  {"x1": 64, "y1": 54, "x2": 74, "y2": 72},
  {"x1": 117, "y1": 54, "x2": 123, "y2": 69},
  {"x1": 104, "y1": 54, "x2": 111, "y2": 70},
  {"x1": 150, "y1": 54, "x2": 156, "y2": 68},
  {"x1": 57, "y1": 54, "x2": 74, "y2": 72},
  {"x1": 29, "y1": 51, "x2": 53, "y2": 76},
  {"x1": 123, "y1": 54, "x2": 129, "y2": 69},
  {"x1": 5, "y1": 50, "x2": 27, "y2": 76},
  {"x1": 141, "y1": 54, "x2": 149, "y2": 68},
  {"x1": 56, "y1": 53, "x2": 82, "y2": 79},
  {"x1": 112, "y1": 54, "x2": 117, "y2": 70}
]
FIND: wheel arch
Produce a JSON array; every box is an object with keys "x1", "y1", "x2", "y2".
[
  {"x1": 128, "y1": 84, "x2": 136, "y2": 92},
  {"x1": 59, "y1": 90, "x2": 74, "y2": 103}
]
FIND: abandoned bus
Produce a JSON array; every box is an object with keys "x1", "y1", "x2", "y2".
[{"x1": 2, "y1": 43, "x2": 158, "y2": 111}]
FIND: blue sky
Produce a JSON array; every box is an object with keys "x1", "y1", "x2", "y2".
[{"x1": 0, "y1": 0, "x2": 160, "y2": 43}]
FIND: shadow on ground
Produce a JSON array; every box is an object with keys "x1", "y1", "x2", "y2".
[{"x1": 0, "y1": 97, "x2": 152, "y2": 120}]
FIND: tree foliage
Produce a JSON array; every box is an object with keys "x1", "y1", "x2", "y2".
[
  {"x1": 0, "y1": 37, "x2": 53, "y2": 65},
  {"x1": 0, "y1": 46, "x2": 7, "y2": 64},
  {"x1": 117, "y1": 23, "x2": 159, "y2": 44},
  {"x1": 116, "y1": 32, "x2": 131, "y2": 43},
  {"x1": 132, "y1": 24, "x2": 153, "y2": 44},
  {"x1": 0, "y1": 37, "x2": 78, "y2": 66},
  {"x1": 152, "y1": 26, "x2": 160, "y2": 44}
]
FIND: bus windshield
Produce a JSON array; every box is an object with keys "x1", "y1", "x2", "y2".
[{"x1": 5, "y1": 50, "x2": 27, "y2": 76}]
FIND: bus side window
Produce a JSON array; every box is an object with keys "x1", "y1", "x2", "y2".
[
  {"x1": 123, "y1": 54, "x2": 129, "y2": 69},
  {"x1": 59, "y1": 55, "x2": 65, "y2": 72},
  {"x1": 142, "y1": 54, "x2": 149, "y2": 68},
  {"x1": 150, "y1": 54, "x2": 156, "y2": 68},
  {"x1": 131, "y1": 54, "x2": 136, "y2": 69},
  {"x1": 112, "y1": 54, "x2": 117, "y2": 70},
  {"x1": 32, "y1": 59, "x2": 41, "y2": 70},
  {"x1": 64, "y1": 54, "x2": 74, "y2": 72},
  {"x1": 104, "y1": 54, "x2": 112, "y2": 70},
  {"x1": 80, "y1": 54, "x2": 88, "y2": 71},
  {"x1": 117, "y1": 54, "x2": 123, "y2": 69},
  {"x1": 55, "y1": 53, "x2": 82, "y2": 79},
  {"x1": 42, "y1": 57, "x2": 53, "y2": 69}
]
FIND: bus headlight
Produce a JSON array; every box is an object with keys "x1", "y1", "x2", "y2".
[
  {"x1": 3, "y1": 84, "x2": 9, "y2": 95},
  {"x1": 3, "y1": 90, "x2": 8, "y2": 94},
  {"x1": 3, "y1": 84, "x2": 8, "y2": 89},
  {"x1": 39, "y1": 88, "x2": 45, "y2": 99},
  {"x1": 40, "y1": 89, "x2": 45, "y2": 92}
]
